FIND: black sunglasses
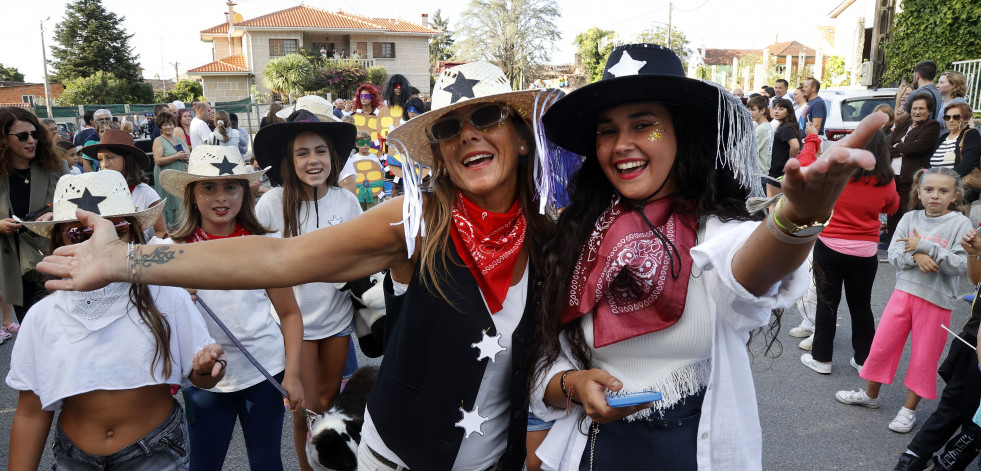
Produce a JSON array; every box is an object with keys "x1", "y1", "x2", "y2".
[
  {"x1": 426, "y1": 103, "x2": 510, "y2": 143},
  {"x1": 10, "y1": 130, "x2": 40, "y2": 142},
  {"x1": 943, "y1": 114, "x2": 962, "y2": 121},
  {"x1": 65, "y1": 220, "x2": 130, "y2": 244}
]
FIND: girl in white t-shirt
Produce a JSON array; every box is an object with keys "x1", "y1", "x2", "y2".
[
  {"x1": 7, "y1": 170, "x2": 224, "y2": 471},
  {"x1": 252, "y1": 110, "x2": 363, "y2": 471},
  {"x1": 160, "y1": 145, "x2": 304, "y2": 470},
  {"x1": 82, "y1": 129, "x2": 168, "y2": 239},
  {"x1": 208, "y1": 111, "x2": 241, "y2": 150}
]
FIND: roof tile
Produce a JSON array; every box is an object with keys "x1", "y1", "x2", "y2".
[
  {"x1": 188, "y1": 54, "x2": 249, "y2": 74},
  {"x1": 199, "y1": 5, "x2": 440, "y2": 35}
]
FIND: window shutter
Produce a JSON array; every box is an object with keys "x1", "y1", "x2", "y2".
[{"x1": 373, "y1": 42, "x2": 382, "y2": 58}]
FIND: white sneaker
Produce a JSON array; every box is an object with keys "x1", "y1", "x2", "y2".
[
  {"x1": 799, "y1": 334, "x2": 814, "y2": 351},
  {"x1": 889, "y1": 409, "x2": 917, "y2": 433},
  {"x1": 801, "y1": 353, "x2": 831, "y2": 374},
  {"x1": 789, "y1": 326, "x2": 813, "y2": 338},
  {"x1": 835, "y1": 389, "x2": 879, "y2": 408},
  {"x1": 850, "y1": 357, "x2": 862, "y2": 374}
]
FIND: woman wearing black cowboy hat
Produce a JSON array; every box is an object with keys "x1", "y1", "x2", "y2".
[{"x1": 527, "y1": 44, "x2": 890, "y2": 470}]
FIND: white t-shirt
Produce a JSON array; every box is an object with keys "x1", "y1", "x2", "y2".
[
  {"x1": 255, "y1": 186, "x2": 363, "y2": 339},
  {"x1": 6, "y1": 284, "x2": 215, "y2": 411},
  {"x1": 208, "y1": 127, "x2": 241, "y2": 149},
  {"x1": 189, "y1": 117, "x2": 212, "y2": 149},
  {"x1": 132, "y1": 182, "x2": 161, "y2": 240},
  {"x1": 340, "y1": 153, "x2": 383, "y2": 181}
]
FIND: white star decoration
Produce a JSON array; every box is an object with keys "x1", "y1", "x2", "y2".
[
  {"x1": 455, "y1": 405, "x2": 489, "y2": 439},
  {"x1": 608, "y1": 51, "x2": 647, "y2": 77},
  {"x1": 472, "y1": 330, "x2": 506, "y2": 363},
  {"x1": 327, "y1": 215, "x2": 344, "y2": 226}
]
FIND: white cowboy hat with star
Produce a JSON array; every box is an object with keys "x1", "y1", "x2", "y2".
[
  {"x1": 159, "y1": 145, "x2": 269, "y2": 197},
  {"x1": 22, "y1": 170, "x2": 165, "y2": 238}
]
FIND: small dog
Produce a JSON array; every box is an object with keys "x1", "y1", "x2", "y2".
[{"x1": 306, "y1": 365, "x2": 378, "y2": 471}]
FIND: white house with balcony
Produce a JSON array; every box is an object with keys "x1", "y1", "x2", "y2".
[{"x1": 188, "y1": 2, "x2": 441, "y2": 102}]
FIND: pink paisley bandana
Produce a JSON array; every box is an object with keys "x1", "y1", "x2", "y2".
[
  {"x1": 562, "y1": 195, "x2": 697, "y2": 347},
  {"x1": 449, "y1": 192, "x2": 527, "y2": 314}
]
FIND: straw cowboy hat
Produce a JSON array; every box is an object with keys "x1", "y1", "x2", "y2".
[
  {"x1": 276, "y1": 95, "x2": 340, "y2": 122},
  {"x1": 79, "y1": 129, "x2": 151, "y2": 168},
  {"x1": 253, "y1": 110, "x2": 357, "y2": 186},
  {"x1": 386, "y1": 61, "x2": 556, "y2": 168},
  {"x1": 22, "y1": 170, "x2": 164, "y2": 238},
  {"x1": 159, "y1": 145, "x2": 269, "y2": 197}
]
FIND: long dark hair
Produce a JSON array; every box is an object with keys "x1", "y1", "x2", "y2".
[
  {"x1": 529, "y1": 105, "x2": 757, "y2": 394},
  {"x1": 384, "y1": 74, "x2": 411, "y2": 109},
  {"x1": 0, "y1": 107, "x2": 62, "y2": 177},
  {"x1": 852, "y1": 130, "x2": 893, "y2": 186},
  {"x1": 170, "y1": 179, "x2": 270, "y2": 241},
  {"x1": 281, "y1": 132, "x2": 341, "y2": 238},
  {"x1": 50, "y1": 217, "x2": 175, "y2": 380},
  {"x1": 772, "y1": 98, "x2": 801, "y2": 141}
]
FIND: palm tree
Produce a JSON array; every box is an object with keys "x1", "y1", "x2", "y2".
[{"x1": 263, "y1": 54, "x2": 314, "y2": 102}]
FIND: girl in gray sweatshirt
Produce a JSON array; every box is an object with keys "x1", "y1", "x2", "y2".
[{"x1": 836, "y1": 167, "x2": 972, "y2": 434}]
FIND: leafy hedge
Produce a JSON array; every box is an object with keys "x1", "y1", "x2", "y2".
[{"x1": 883, "y1": 0, "x2": 981, "y2": 84}]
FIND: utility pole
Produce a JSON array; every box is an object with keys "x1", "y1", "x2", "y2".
[
  {"x1": 667, "y1": 2, "x2": 673, "y2": 50},
  {"x1": 170, "y1": 62, "x2": 180, "y2": 81},
  {"x1": 40, "y1": 18, "x2": 53, "y2": 119}
]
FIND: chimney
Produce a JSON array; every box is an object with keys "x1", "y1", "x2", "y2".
[
  {"x1": 226, "y1": 1, "x2": 237, "y2": 28},
  {"x1": 421, "y1": 13, "x2": 429, "y2": 27}
]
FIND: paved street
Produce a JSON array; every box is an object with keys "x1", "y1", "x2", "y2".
[{"x1": 0, "y1": 254, "x2": 978, "y2": 470}]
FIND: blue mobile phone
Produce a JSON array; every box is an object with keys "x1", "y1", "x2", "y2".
[
  {"x1": 606, "y1": 391, "x2": 662, "y2": 408},
  {"x1": 175, "y1": 143, "x2": 184, "y2": 152}
]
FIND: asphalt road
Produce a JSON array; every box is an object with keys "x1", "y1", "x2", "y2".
[{"x1": 0, "y1": 255, "x2": 978, "y2": 470}]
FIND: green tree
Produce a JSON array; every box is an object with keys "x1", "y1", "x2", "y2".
[
  {"x1": 574, "y1": 27, "x2": 616, "y2": 83},
  {"x1": 50, "y1": 0, "x2": 142, "y2": 82},
  {"x1": 152, "y1": 79, "x2": 205, "y2": 103},
  {"x1": 882, "y1": 0, "x2": 981, "y2": 85},
  {"x1": 823, "y1": 56, "x2": 848, "y2": 87},
  {"x1": 262, "y1": 54, "x2": 315, "y2": 101},
  {"x1": 429, "y1": 9, "x2": 455, "y2": 66},
  {"x1": 366, "y1": 66, "x2": 388, "y2": 87},
  {"x1": 455, "y1": 0, "x2": 561, "y2": 89},
  {"x1": 58, "y1": 71, "x2": 153, "y2": 105},
  {"x1": 0, "y1": 63, "x2": 25, "y2": 82},
  {"x1": 634, "y1": 26, "x2": 690, "y2": 63}
]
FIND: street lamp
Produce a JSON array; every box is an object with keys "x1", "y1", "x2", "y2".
[{"x1": 40, "y1": 17, "x2": 53, "y2": 119}]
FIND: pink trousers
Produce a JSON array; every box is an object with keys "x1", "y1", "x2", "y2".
[{"x1": 859, "y1": 290, "x2": 952, "y2": 400}]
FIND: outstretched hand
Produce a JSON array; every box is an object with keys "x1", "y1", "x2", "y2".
[
  {"x1": 36, "y1": 209, "x2": 126, "y2": 292},
  {"x1": 778, "y1": 112, "x2": 889, "y2": 224}
]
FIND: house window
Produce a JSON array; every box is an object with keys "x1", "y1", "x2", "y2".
[
  {"x1": 270, "y1": 39, "x2": 298, "y2": 56},
  {"x1": 21, "y1": 95, "x2": 35, "y2": 105},
  {"x1": 373, "y1": 42, "x2": 395, "y2": 59},
  {"x1": 356, "y1": 42, "x2": 368, "y2": 57}
]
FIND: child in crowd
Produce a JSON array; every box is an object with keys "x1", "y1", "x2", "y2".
[
  {"x1": 768, "y1": 98, "x2": 802, "y2": 197},
  {"x1": 53, "y1": 141, "x2": 82, "y2": 175},
  {"x1": 339, "y1": 130, "x2": 384, "y2": 210},
  {"x1": 7, "y1": 170, "x2": 224, "y2": 471},
  {"x1": 161, "y1": 145, "x2": 304, "y2": 470},
  {"x1": 252, "y1": 110, "x2": 362, "y2": 471},
  {"x1": 837, "y1": 167, "x2": 972, "y2": 434},
  {"x1": 82, "y1": 130, "x2": 167, "y2": 239},
  {"x1": 80, "y1": 122, "x2": 113, "y2": 172}
]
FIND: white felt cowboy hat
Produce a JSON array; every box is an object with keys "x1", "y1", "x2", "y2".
[
  {"x1": 22, "y1": 170, "x2": 164, "y2": 238},
  {"x1": 159, "y1": 145, "x2": 269, "y2": 197},
  {"x1": 277, "y1": 95, "x2": 339, "y2": 122}
]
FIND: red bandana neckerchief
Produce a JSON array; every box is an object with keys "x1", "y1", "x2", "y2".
[
  {"x1": 561, "y1": 195, "x2": 698, "y2": 348},
  {"x1": 449, "y1": 192, "x2": 527, "y2": 314},
  {"x1": 185, "y1": 223, "x2": 251, "y2": 243}
]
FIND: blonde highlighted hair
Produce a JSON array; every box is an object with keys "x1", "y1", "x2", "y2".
[{"x1": 909, "y1": 167, "x2": 967, "y2": 215}]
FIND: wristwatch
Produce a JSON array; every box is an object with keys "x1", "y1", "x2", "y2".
[{"x1": 773, "y1": 198, "x2": 833, "y2": 237}]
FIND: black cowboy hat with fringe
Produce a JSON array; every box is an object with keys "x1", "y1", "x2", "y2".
[{"x1": 253, "y1": 110, "x2": 356, "y2": 186}]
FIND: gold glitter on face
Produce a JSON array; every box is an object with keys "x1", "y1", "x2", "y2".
[{"x1": 648, "y1": 122, "x2": 665, "y2": 142}]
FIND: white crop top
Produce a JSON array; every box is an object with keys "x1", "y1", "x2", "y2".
[{"x1": 6, "y1": 284, "x2": 216, "y2": 411}]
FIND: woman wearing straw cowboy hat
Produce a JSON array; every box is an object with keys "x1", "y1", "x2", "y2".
[
  {"x1": 159, "y1": 145, "x2": 305, "y2": 470},
  {"x1": 527, "y1": 43, "x2": 889, "y2": 470},
  {"x1": 8, "y1": 169, "x2": 225, "y2": 471},
  {"x1": 38, "y1": 60, "x2": 565, "y2": 471}
]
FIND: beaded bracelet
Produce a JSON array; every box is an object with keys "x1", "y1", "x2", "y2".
[
  {"x1": 559, "y1": 369, "x2": 575, "y2": 398},
  {"x1": 126, "y1": 243, "x2": 136, "y2": 284}
]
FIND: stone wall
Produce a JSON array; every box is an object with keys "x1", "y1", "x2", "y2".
[
  {"x1": 349, "y1": 34, "x2": 431, "y2": 93},
  {"x1": 201, "y1": 75, "x2": 250, "y2": 102}
]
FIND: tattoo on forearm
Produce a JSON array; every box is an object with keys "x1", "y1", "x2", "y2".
[{"x1": 139, "y1": 246, "x2": 183, "y2": 267}]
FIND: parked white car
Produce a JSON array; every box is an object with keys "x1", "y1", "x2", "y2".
[{"x1": 817, "y1": 88, "x2": 898, "y2": 150}]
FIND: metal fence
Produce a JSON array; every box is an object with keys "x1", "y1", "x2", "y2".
[{"x1": 952, "y1": 59, "x2": 981, "y2": 112}]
